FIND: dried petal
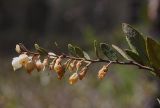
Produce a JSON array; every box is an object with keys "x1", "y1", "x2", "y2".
[
  {"x1": 12, "y1": 57, "x2": 22, "y2": 71},
  {"x1": 76, "y1": 60, "x2": 82, "y2": 70},
  {"x1": 69, "y1": 73, "x2": 79, "y2": 85},
  {"x1": 43, "y1": 58, "x2": 48, "y2": 66},
  {"x1": 54, "y1": 63, "x2": 65, "y2": 79},
  {"x1": 24, "y1": 61, "x2": 35, "y2": 74},
  {"x1": 55, "y1": 57, "x2": 62, "y2": 64},
  {"x1": 35, "y1": 60, "x2": 45, "y2": 72},
  {"x1": 68, "y1": 60, "x2": 76, "y2": 72},
  {"x1": 54, "y1": 63, "x2": 63, "y2": 73},
  {"x1": 98, "y1": 65, "x2": 108, "y2": 80},
  {"x1": 78, "y1": 67, "x2": 87, "y2": 80}
]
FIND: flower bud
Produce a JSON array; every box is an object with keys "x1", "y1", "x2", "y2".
[
  {"x1": 78, "y1": 67, "x2": 87, "y2": 80},
  {"x1": 15, "y1": 44, "x2": 21, "y2": 53},
  {"x1": 24, "y1": 61, "x2": 35, "y2": 74},
  {"x1": 98, "y1": 65, "x2": 108, "y2": 80},
  {"x1": 69, "y1": 73, "x2": 79, "y2": 85}
]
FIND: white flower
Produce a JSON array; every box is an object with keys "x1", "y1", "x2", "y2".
[
  {"x1": 18, "y1": 54, "x2": 30, "y2": 65},
  {"x1": 12, "y1": 54, "x2": 30, "y2": 71},
  {"x1": 12, "y1": 57, "x2": 22, "y2": 71}
]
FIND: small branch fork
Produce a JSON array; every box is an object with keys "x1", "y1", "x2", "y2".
[{"x1": 19, "y1": 43, "x2": 155, "y2": 73}]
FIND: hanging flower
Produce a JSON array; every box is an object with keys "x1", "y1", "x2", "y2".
[
  {"x1": 35, "y1": 60, "x2": 45, "y2": 72},
  {"x1": 78, "y1": 67, "x2": 88, "y2": 80},
  {"x1": 98, "y1": 65, "x2": 108, "y2": 80},
  {"x1": 69, "y1": 73, "x2": 79, "y2": 85},
  {"x1": 24, "y1": 60, "x2": 35, "y2": 74},
  {"x1": 12, "y1": 57, "x2": 22, "y2": 71},
  {"x1": 12, "y1": 54, "x2": 30, "y2": 71}
]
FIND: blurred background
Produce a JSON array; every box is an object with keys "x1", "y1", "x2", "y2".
[{"x1": 0, "y1": 0, "x2": 160, "y2": 108}]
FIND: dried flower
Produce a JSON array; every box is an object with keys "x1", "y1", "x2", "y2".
[
  {"x1": 78, "y1": 67, "x2": 88, "y2": 80},
  {"x1": 24, "y1": 60, "x2": 35, "y2": 74},
  {"x1": 54, "y1": 57, "x2": 65, "y2": 79},
  {"x1": 98, "y1": 65, "x2": 108, "y2": 80},
  {"x1": 68, "y1": 60, "x2": 76, "y2": 72},
  {"x1": 35, "y1": 60, "x2": 45, "y2": 72},
  {"x1": 69, "y1": 73, "x2": 79, "y2": 84},
  {"x1": 76, "y1": 60, "x2": 82, "y2": 70},
  {"x1": 43, "y1": 58, "x2": 48, "y2": 66}
]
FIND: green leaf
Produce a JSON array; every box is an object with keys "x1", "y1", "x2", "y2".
[
  {"x1": 112, "y1": 44, "x2": 130, "y2": 60},
  {"x1": 68, "y1": 44, "x2": 76, "y2": 56},
  {"x1": 122, "y1": 23, "x2": 149, "y2": 65},
  {"x1": 146, "y1": 37, "x2": 160, "y2": 69},
  {"x1": 100, "y1": 43, "x2": 117, "y2": 60},
  {"x1": 83, "y1": 51, "x2": 90, "y2": 60},
  {"x1": 34, "y1": 44, "x2": 48, "y2": 55},
  {"x1": 125, "y1": 49, "x2": 143, "y2": 64},
  {"x1": 94, "y1": 40, "x2": 99, "y2": 58},
  {"x1": 74, "y1": 46, "x2": 84, "y2": 58}
]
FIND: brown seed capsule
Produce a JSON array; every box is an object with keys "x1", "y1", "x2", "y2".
[
  {"x1": 98, "y1": 65, "x2": 108, "y2": 80},
  {"x1": 69, "y1": 73, "x2": 79, "y2": 85},
  {"x1": 78, "y1": 67, "x2": 88, "y2": 80}
]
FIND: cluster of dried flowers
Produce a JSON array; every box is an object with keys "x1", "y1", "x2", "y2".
[{"x1": 12, "y1": 44, "x2": 110, "y2": 85}]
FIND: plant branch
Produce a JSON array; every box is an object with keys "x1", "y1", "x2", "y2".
[{"x1": 19, "y1": 43, "x2": 155, "y2": 74}]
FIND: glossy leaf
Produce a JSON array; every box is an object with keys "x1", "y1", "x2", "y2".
[
  {"x1": 34, "y1": 44, "x2": 48, "y2": 55},
  {"x1": 125, "y1": 49, "x2": 143, "y2": 64},
  {"x1": 68, "y1": 44, "x2": 76, "y2": 56},
  {"x1": 74, "y1": 46, "x2": 84, "y2": 58},
  {"x1": 112, "y1": 44, "x2": 130, "y2": 60},
  {"x1": 146, "y1": 37, "x2": 160, "y2": 69},
  {"x1": 122, "y1": 23, "x2": 149, "y2": 65},
  {"x1": 100, "y1": 43, "x2": 117, "y2": 60},
  {"x1": 83, "y1": 51, "x2": 90, "y2": 60}
]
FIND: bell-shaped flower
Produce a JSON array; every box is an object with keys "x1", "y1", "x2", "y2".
[
  {"x1": 69, "y1": 73, "x2": 79, "y2": 85},
  {"x1": 12, "y1": 57, "x2": 22, "y2": 71},
  {"x1": 12, "y1": 54, "x2": 30, "y2": 71}
]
